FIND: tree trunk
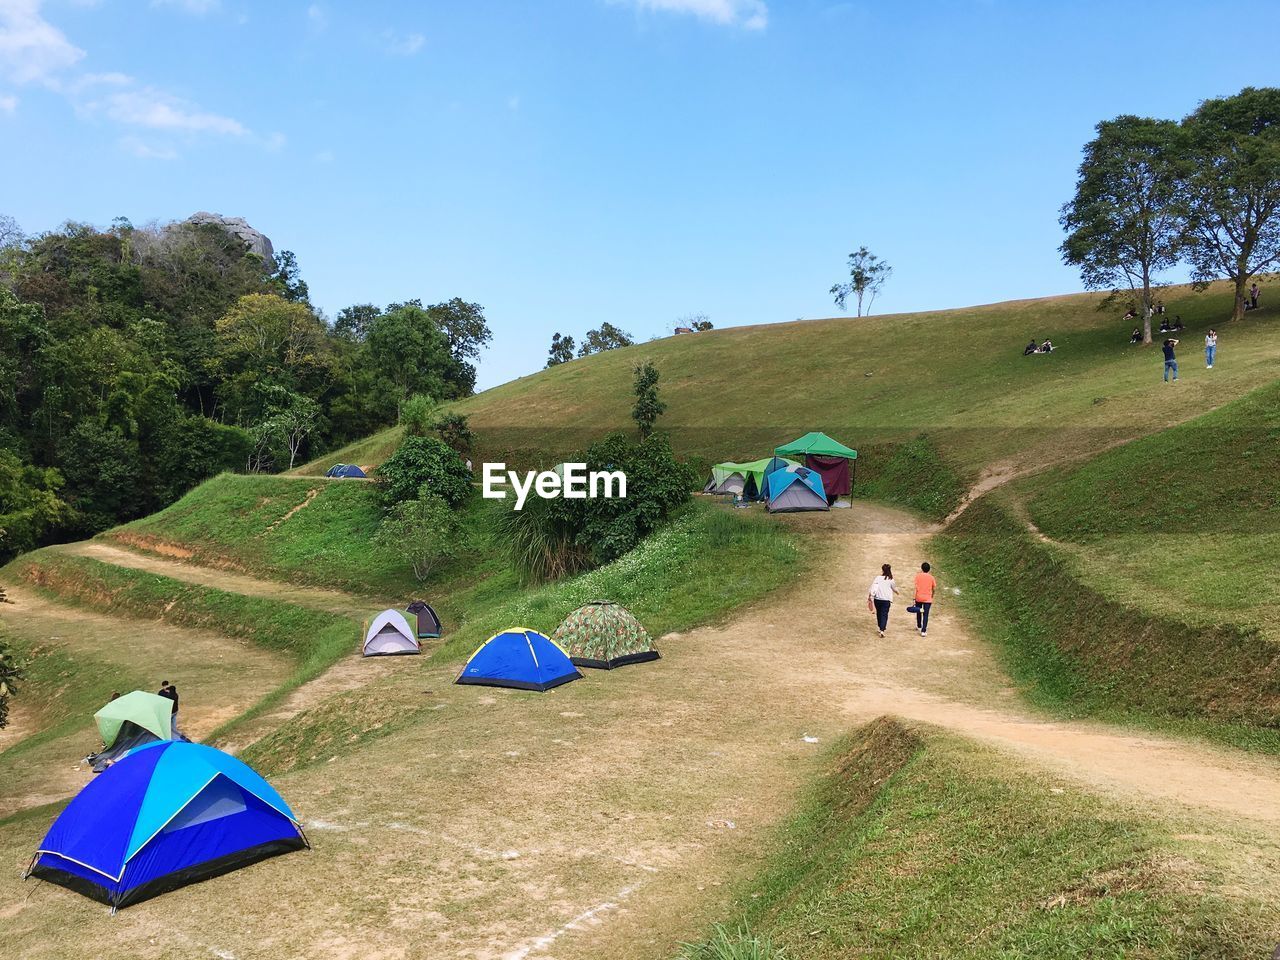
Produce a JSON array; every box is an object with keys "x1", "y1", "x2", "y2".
[
  {"x1": 1141, "y1": 270, "x2": 1153, "y2": 345},
  {"x1": 1232, "y1": 274, "x2": 1248, "y2": 321}
]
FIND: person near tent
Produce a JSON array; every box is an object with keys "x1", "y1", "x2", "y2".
[
  {"x1": 911, "y1": 562, "x2": 937, "y2": 637},
  {"x1": 867, "y1": 564, "x2": 898, "y2": 638},
  {"x1": 157, "y1": 681, "x2": 181, "y2": 737},
  {"x1": 1162, "y1": 338, "x2": 1179, "y2": 382},
  {"x1": 1205, "y1": 328, "x2": 1217, "y2": 369}
]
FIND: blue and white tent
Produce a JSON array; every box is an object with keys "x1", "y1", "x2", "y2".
[
  {"x1": 26, "y1": 741, "x2": 307, "y2": 911},
  {"x1": 764, "y1": 465, "x2": 829, "y2": 513},
  {"x1": 456, "y1": 628, "x2": 582, "y2": 692}
]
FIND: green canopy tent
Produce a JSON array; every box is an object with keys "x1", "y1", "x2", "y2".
[{"x1": 774, "y1": 432, "x2": 858, "y2": 499}]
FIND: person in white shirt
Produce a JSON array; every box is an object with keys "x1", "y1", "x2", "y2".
[
  {"x1": 1205, "y1": 329, "x2": 1217, "y2": 369},
  {"x1": 867, "y1": 563, "x2": 898, "y2": 638}
]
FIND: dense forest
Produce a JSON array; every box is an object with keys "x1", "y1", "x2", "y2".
[{"x1": 0, "y1": 213, "x2": 491, "y2": 561}]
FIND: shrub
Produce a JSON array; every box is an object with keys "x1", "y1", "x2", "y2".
[
  {"x1": 376, "y1": 436, "x2": 472, "y2": 508},
  {"x1": 435, "y1": 411, "x2": 474, "y2": 455},
  {"x1": 501, "y1": 432, "x2": 695, "y2": 582},
  {"x1": 497, "y1": 492, "x2": 593, "y2": 585},
  {"x1": 399, "y1": 393, "x2": 439, "y2": 438},
  {"x1": 375, "y1": 493, "x2": 459, "y2": 582}
]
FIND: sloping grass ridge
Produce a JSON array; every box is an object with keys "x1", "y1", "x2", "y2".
[
  {"x1": 683, "y1": 717, "x2": 1270, "y2": 958},
  {"x1": 935, "y1": 495, "x2": 1280, "y2": 750}
]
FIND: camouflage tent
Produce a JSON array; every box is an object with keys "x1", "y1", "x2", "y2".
[{"x1": 551, "y1": 601, "x2": 659, "y2": 670}]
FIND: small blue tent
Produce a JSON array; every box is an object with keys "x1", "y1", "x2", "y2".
[
  {"x1": 325, "y1": 463, "x2": 366, "y2": 478},
  {"x1": 765, "y1": 466, "x2": 829, "y2": 513},
  {"x1": 456, "y1": 628, "x2": 582, "y2": 692},
  {"x1": 26, "y1": 741, "x2": 307, "y2": 911}
]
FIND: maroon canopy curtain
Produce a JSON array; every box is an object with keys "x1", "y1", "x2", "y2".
[{"x1": 804, "y1": 454, "x2": 851, "y2": 497}]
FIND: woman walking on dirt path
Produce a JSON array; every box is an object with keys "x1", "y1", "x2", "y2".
[{"x1": 868, "y1": 564, "x2": 898, "y2": 638}]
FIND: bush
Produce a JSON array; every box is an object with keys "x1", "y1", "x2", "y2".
[
  {"x1": 376, "y1": 435, "x2": 473, "y2": 508},
  {"x1": 399, "y1": 394, "x2": 439, "y2": 438},
  {"x1": 375, "y1": 493, "x2": 459, "y2": 582},
  {"x1": 501, "y1": 432, "x2": 695, "y2": 582},
  {"x1": 436, "y1": 411, "x2": 474, "y2": 455}
]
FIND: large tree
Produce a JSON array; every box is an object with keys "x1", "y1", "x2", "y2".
[
  {"x1": 1179, "y1": 87, "x2": 1280, "y2": 321},
  {"x1": 364, "y1": 304, "x2": 455, "y2": 419},
  {"x1": 577, "y1": 322, "x2": 634, "y2": 357},
  {"x1": 1060, "y1": 116, "x2": 1184, "y2": 344},
  {"x1": 830, "y1": 247, "x2": 892, "y2": 317},
  {"x1": 546, "y1": 332, "x2": 575, "y2": 367}
]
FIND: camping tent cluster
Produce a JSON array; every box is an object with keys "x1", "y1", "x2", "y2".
[
  {"x1": 361, "y1": 601, "x2": 443, "y2": 657},
  {"x1": 703, "y1": 432, "x2": 858, "y2": 513},
  {"x1": 28, "y1": 741, "x2": 305, "y2": 911},
  {"x1": 455, "y1": 601, "x2": 658, "y2": 692}
]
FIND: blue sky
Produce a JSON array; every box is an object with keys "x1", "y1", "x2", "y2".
[{"x1": 2, "y1": 0, "x2": 1277, "y2": 389}]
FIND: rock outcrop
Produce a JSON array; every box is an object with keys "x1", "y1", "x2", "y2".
[{"x1": 182, "y1": 212, "x2": 275, "y2": 262}]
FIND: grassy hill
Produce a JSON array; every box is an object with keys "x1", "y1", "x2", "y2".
[
  {"x1": 6, "y1": 278, "x2": 1280, "y2": 957},
  {"x1": 299, "y1": 281, "x2": 1280, "y2": 482}
]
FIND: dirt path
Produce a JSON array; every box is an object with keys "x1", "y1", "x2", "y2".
[
  {"x1": 56, "y1": 541, "x2": 377, "y2": 616},
  {"x1": 0, "y1": 584, "x2": 290, "y2": 818},
  {"x1": 4, "y1": 505, "x2": 1279, "y2": 959}
]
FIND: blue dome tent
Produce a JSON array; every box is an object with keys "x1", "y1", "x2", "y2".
[
  {"x1": 456, "y1": 628, "x2": 582, "y2": 692},
  {"x1": 325, "y1": 463, "x2": 367, "y2": 478},
  {"x1": 764, "y1": 465, "x2": 829, "y2": 513},
  {"x1": 25, "y1": 741, "x2": 307, "y2": 912}
]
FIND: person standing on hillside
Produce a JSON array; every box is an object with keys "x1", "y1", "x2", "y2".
[
  {"x1": 867, "y1": 564, "x2": 898, "y2": 638},
  {"x1": 912, "y1": 562, "x2": 938, "y2": 637},
  {"x1": 157, "y1": 680, "x2": 181, "y2": 737},
  {"x1": 1205, "y1": 329, "x2": 1217, "y2": 369},
  {"x1": 1162, "y1": 338, "x2": 1180, "y2": 382},
  {"x1": 1250, "y1": 283, "x2": 1260, "y2": 310}
]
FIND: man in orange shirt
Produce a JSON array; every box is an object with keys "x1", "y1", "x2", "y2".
[{"x1": 913, "y1": 562, "x2": 937, "y2": 637}]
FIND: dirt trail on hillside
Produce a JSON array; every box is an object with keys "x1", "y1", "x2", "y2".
[
  {"x1": 57, "y1": 541, "x2": 375, "y2": 616},
  {"x1": 0, "y1": 584, "x2": 289, "y2": 818},
  {"x1": 4, "y1": 506, "x2": 1280, "y2": 960}
]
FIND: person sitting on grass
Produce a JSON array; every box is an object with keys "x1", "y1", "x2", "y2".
[
  {"x1": 1159, "y1": 317, "x2": 1171, "y2": 334},
  {"x1": 1123, "y1": 308, "x2": 1137, "y2": 321},
  {"x1": 1169, "y1": 315, "x2": 1185, "y2": 332},
  {"x1": 1039, "y1": 339, "x2": 1054, "y2": 353},
  {"x1": 1023, "y1": 339, "x2": 1038, "y2": 356},
  {"x1": 1129, "y1": 327, "x2": 1142, "y2": 344}
]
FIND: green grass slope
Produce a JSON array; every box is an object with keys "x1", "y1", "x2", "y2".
[
  {"x1": 301, "y1": 282, "x2": 1280, "y2": 482},
  {"x1": 1024, "y1": 379, "x2": 1280, "y2": 638},
  {"x1": 684, "y1": 718, "x2": 1272, "y2": 959}
]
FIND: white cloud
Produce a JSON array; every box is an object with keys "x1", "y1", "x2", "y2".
[
  {"x1": 306, "y1": 4, "x2": 327, "y2": 31},
  {"x1": 0, "y1": 93, "x2": 16, "y2": 113},
  {"x1": 384, "y1": 29, "x2": 424, "y2": 55},
  {"x1": 119, "y1": 135, "x2": 178, "y2": 160},
  {"x1": 0, "y1": 0, "x2": 86, "y2": 84},
  {"x1": 93, "y1": 85, "x2": 247, "y2": 135},
  {"x1": 615, "y1": 0, "x2": 768, "y2": 29},
  {"x1": 151, "y1": 0, "x2": 220, "y2": 13}
]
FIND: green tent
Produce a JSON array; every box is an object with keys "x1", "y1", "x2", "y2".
[
  {"x1": 94, "y1": 691, "x2": 174, "y2": 747},
  {"x1": 705, "y1": 457, "x2": 798, "y2": 497},
  {"x1": 774, "y1": 432, "x2": 858, "y2": 459},
  {"x1": 552, "y1": 601, "x2": 659, "y2": 669}
]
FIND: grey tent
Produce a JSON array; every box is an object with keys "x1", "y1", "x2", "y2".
[
  {"x1": 703, "y1": 463, "x2": 749, "y2": 496},
  {"x1": 363, "y1": 609, "x2": 420, "y2": 656},
  {"x1": 406, "y1": 600, "x2": 442, "y2": 639},
  {"x1": 765, "y1": 465, "x2": 830, "y2": 513}
]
